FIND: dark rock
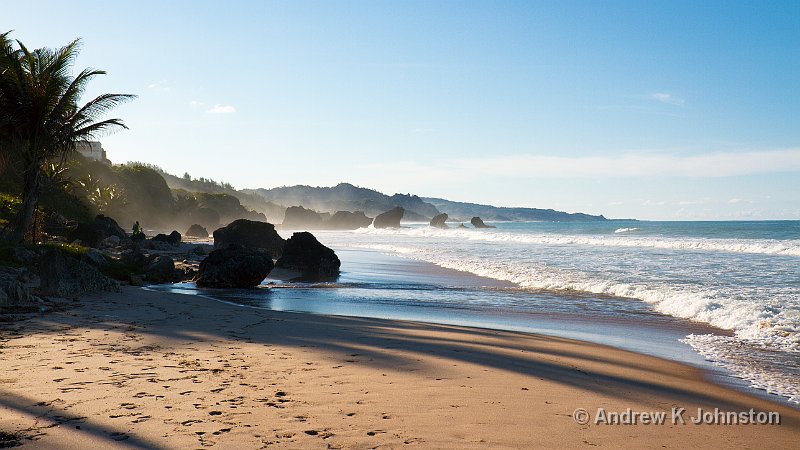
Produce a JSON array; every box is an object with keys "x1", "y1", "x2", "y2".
[
  {"x1": 129, "y1": 274, "x2": 146, "y2": 286},
  {"x1": 9, "y1": 246, "x2": 37, "y2": 265},
  {"x1": 152, "y1": 230, "x2": 181, "y2": 245},
  {"x1": 470, "y1": 217, "x2": 496, "y2": 229},
  {"x1": 120, "y1": 249, "x2": 148, "y2": 269},
  {"x1": 373, "y1": 207, "x2": 404, "y2": 229},
  {"x1": 81, "y1": 248, "x2": 107, "y2": 267},
  {"x1": 185, "y1": 224, "x2": 209, "y2": 238},
  {"x1": 430, "y1": 213, "x2": 449, "y2": 229},
  {"x1": 282, "y1": 206, "x2": 324, "y2": 230},
  {"x1": 213, "y1": 219, "x2": 285, "y2": 258},
  {"x1": 39, "y1": 249, "x2": 119, "y2": 298},
  {"x1": 145, "y1": 255, "x2": 178, "y2": 283},
  {"x1": 196, "y1": 245, "x2": 274, "y2": 288},
  {"x1": 0, "y1": 272, "x2": 41, "y2": 313},
  {"x1": 144, "y1": 240, "x2": 173, "y2": 251},
  {"x1": 69, "y1": 215, "x2": 127, "y2": 248},
  {"x1": 100, "y1": 235, "x2": 121, "y2": 248},
  {"x1": 14, "y1": 267, "x2": 38, "y2": 285},
  {"x1": 275, "y1": 232, "x2": 340, "y2": 280},
  {"x1": 42, "y1": 212, "x2": 71, "y2": 237},
  {"x1": 324, "y1": 211, "x2": 373, "y2": 230},
  {"x1": 458, "y1": 223, "x2": 468, "y2": 229},
  {"x1": 188, "y1": 245, "x2": 209, "y2": 256}
]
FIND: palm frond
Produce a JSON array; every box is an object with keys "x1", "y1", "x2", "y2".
[{"x1": 71, "y1": 93, "x2": 136, "y2": 126}]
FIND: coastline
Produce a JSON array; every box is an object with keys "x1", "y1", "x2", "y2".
[
  {"x1": 154, "y1": 246, "x2": 791, "y2": 406},
  {"x1": 1, "y1": 286, "x2": 798, "y2": 449}
]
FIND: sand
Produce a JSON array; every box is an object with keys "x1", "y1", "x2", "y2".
[{"x1": 0, "y1": 287, "x2": 798, "y2": 449}]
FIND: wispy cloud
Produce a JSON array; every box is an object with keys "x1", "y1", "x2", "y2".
[
  {"x1": 147, "y1": 80, "x2": 170, "y2": 92},
  {"x1": 650, "y1": 92, "x2": 685, "y2": 106},
  {"x1": 189, "y1": 100, "x2": 205, "y2": 108},
  {"x1": 205, "y1": 104, "x2": 236, "y2": 114}
]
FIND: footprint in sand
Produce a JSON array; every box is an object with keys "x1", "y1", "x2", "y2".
[{"x1": 110, "y1": 432, "x2": 129, "y2": 441}]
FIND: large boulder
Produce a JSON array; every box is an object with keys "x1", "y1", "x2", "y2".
[
  {"x1": 69, "y1": 215, "x2": 127, "y2": 247},
  {"x1": 324, "y1": 211, "x2": 373, "y2": 230},
  {"x1": 144, "y1": 255, "x2": 179, "y2": 283},
  {"x1": 185, "y1": 224, "x2": 209, "y2": 238},
  {"x1": 196, "y1": 245, "x2": 274, "y2": 288},
  {"x1": 120, "y1": 248, "x2": 148, "y2": 269},
  {"x1": 152, "y1": 230, "x2": 181, "y2": 245},
  {"x1": 81, "y1": 248, "x2": 108, "y2": 267},
  {"x1": 39, "y1": 249, "x2": 119, "y2": 298},
  {"x1": 282, "y1": 206, "x2": 324, "y2": 230},
  {"x1": 0, "y1": 272, "x2": 41, "y2": 313},
  {"x1": 373, "y1": 207, "x2": 404, "y2": 229},
  {"x1": 213, "y1": 219, "x2": 285, "y2": 258},
  {"x1": 470, "y1": 216, "x2": 496, "y2": 229},
  {"x1": 100, "y1": 235, "x2": 121, "y2": 248},
  {"x1": 430, "y1": 213, "x2": 449, "y2": 229},
  {"x1": 275, "y1": 232, "x2": 340, "y2": 280},
  {"x1": 8, "y1": 246, "x2": 37, "y2": 266},
  {"x1": 42, "y1": 212, "x2": 70, "y2": 237}
]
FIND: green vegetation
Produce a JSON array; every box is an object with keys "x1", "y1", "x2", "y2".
[
  {"x1": 0, "y1": 192, "x2": 21, "y2": 228},
  {"x1": 0, "y1": 241, "x2": 88, "y2": 268},
  {"x1": 36, "y1": 242, "x2": 89, "y2": 257},
  {"x1": 0, "y1": 31, "x2": 134, "y2": 242},
  {"x1": 63, "y1": 153, "x2": 270, "y2": 231}
]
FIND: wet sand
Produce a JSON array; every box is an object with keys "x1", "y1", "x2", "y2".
[{"x1": 0, "y1": 286, "x2": 798, "y2": 449}]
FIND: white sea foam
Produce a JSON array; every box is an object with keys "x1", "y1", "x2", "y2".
[
  {"x1": 684, "y1": 334, "x2": 800, "y2": 404},
  {"x1": 353, "y1": 227, "x2": 800, "y2": 256},
  {"x1": 325, "y1": 224, "x2": 800, "y2": 404},
  {"x1": 614, "y1": 227, "x2": 639, "y2": 233}
]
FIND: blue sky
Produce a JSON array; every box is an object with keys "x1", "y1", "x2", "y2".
[{"x1": 5, "y1": 0, "x2": 799, "y2": 219}]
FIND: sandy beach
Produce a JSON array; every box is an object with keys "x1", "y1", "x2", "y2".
[{"x1": 0, "y1": 286, "x2": 798, "y2": 449}]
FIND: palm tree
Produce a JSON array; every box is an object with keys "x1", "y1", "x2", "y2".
[{"x1": 0, "y1": 32, "x2": 134, "y2": 242}]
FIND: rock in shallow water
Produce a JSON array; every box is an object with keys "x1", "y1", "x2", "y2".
[
  {"x1": 196, "y1": 245, "x2": 274, "y2": 288},
  {"x1": 470, "y1": 216, "x2": 495, "y2": 229},
  {"x1": 213, "y1": 219, "x2": 285, "y2": 258},
  {"x1": 430, "y1": 213, "x2": 449, "y2": 229},
  {"x1": 282, "y1": 205, "x2": 324, "y2": 230},
  {"x1": 275, "y1": 232, "x2": 340, "y2": 280},
  {"x1": 145, "y1": 255, "x2": 179, "y2": 283},
  {"x1": 185, "y1": 224, "x2": 209, "y2": 238},
  {"x1": 152, "y1": 230, "x2": 182, "y2": 245},
  {"x1": 324, "y1": 211, "x2": 373, "y2": 230},
  {"x1": 373, "y1": 206, "x2": 404, "y2": 229}
]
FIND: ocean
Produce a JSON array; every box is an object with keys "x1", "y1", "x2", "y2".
[{"x1": 156, "y1": 220, "x2": 800, "y2": 405}]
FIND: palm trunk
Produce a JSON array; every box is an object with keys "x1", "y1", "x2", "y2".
[{"x1": 2, "y1": 166, "x2": 42, "y2": 243}]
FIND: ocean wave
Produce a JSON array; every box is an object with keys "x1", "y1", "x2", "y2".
[
  {"x1": 684, "y1": 334, "x2": 800, "y2": 404},
  {"x1": 353, "y1": 227, "x2": 800, "y2": 256},
  {"x1": 614, "y1": 227, "x2": 639, "y2": 233},
  {"x1": 348, "y1": 241, "x2": 799, "y2": 355},
  {"x1": 327, "y1": 225, "x2": 800, "y2": 405}
]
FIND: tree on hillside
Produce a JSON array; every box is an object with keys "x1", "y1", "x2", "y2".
[{"x1": 0, "y1": 31, "x2": 134, "y2": 242}]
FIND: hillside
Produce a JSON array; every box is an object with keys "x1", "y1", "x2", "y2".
[
  {"x1": 422, "y1": 197, "x2": 607, "y2": 222},
  {"x1": 43, "y1": 153, "x2": 609, "y2": 231},
  {"x1": 159, "y1": 171, "x2": 286, "y2": 223},
  {"x1": 243, "y1": 183, "x2": 440, "y2": 222}
]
